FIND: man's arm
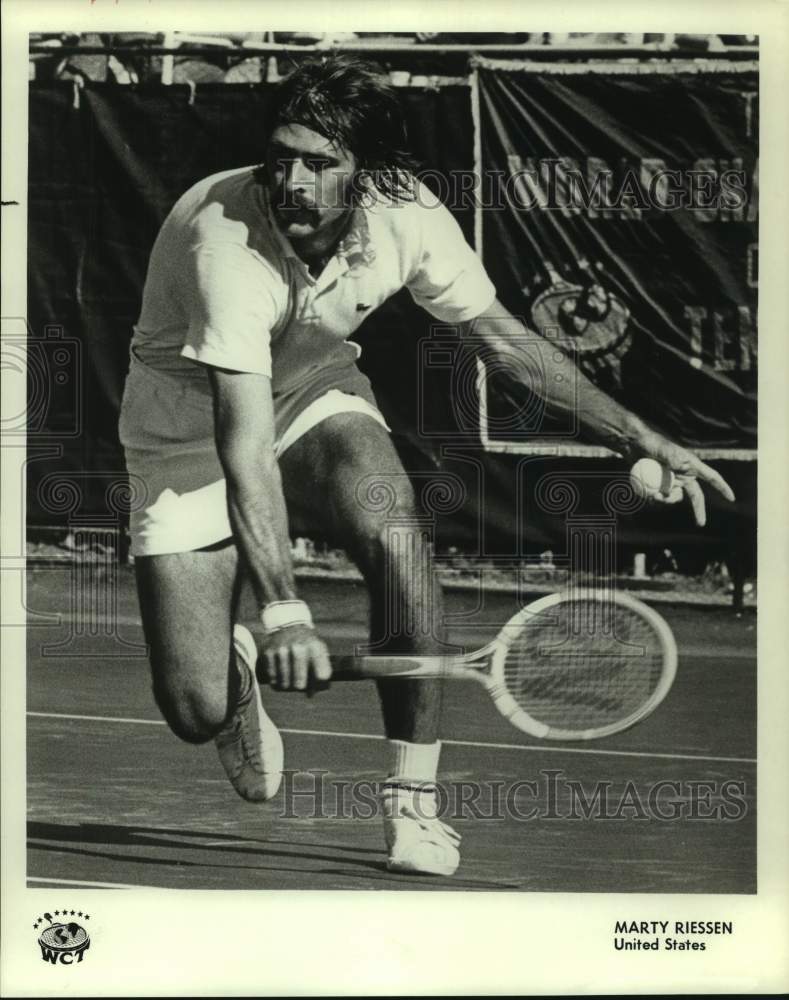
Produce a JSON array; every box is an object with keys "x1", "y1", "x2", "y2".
[
  {"x1": 209, "y1": 367, "x2": 331, "y2": 690},
  {"x1": 462, "y1": 298, "x2": 735, "y2": 526}
]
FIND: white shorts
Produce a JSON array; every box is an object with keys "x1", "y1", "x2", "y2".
[{"x1": 119, "y1": 351, "x2": 389, "y2": 556}]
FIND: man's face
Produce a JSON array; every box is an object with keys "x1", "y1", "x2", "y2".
[{"x1": 266, "y1": 123, "x2": 357, "y2": 240}]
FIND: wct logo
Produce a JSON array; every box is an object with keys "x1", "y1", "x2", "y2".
[{"x1": 34, "y1": 910, "x2": 91, "y2": 965}]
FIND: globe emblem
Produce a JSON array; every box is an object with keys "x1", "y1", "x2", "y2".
[
  {"x1": 527, "y1": 261, "x2": 633, "y2": 386},
  {"x1": 38, "y1": 922, "x2": 90, "y2": 963}
]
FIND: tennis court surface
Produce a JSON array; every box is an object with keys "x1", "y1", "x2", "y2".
[{"x1": 26, "y1": 566, "x2": 755, "y2": 892}]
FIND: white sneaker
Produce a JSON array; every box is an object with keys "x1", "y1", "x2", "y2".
[
  {"x1": 215, "y1": 624, "x2": 284, "y2": 802},
  {"x1": 381, "y1": 781, "x2": 461, "y2": 876}
]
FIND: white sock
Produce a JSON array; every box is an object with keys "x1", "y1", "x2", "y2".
[
  {"x1": 382, "y1": 740, "x2": 442, "y2": 820},
  {"x1": 387, "y1": 739, "x2": 441, "y2": 786}
]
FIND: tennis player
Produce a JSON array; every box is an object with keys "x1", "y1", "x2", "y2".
[{"x1": 119, "y1": 55, "x2": 734, "y2": 877}]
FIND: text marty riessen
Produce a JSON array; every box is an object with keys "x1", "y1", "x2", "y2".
[{"x1": 614, "y1": 919, "x2": 734, "y2": 952}]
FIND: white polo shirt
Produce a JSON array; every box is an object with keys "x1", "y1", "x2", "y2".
[{"x1": 132, "y1": 166, "x2": 496, "y2": 393}]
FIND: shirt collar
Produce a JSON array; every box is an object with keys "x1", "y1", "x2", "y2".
[
  {"x1": 256, "y1": 178, "x2": 299, "y2": 261},
  {"x1": 336, "y1": 208, "x2": 375, "y2": 269}
]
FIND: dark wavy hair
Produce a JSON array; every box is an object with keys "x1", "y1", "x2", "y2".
[{"x1": 259, "y1": 54, "x2": 420, "y2": 202}]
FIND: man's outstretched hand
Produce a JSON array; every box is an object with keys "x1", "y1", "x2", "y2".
[
  {"x1": 258, "y1": 624, "x2": 332, "y2": 695},
  {"x1": 635, "y1": 432, "x2": 736, "y2": 527}
]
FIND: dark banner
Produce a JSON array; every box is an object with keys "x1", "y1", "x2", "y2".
[
  {"x1": 477, "y1": 60, "x2": 758, "y2": 450},
  {"x1": 26, "y1": 81, "x2": 474, "y2": 525},
  {"x1": 26, "y1": 76, "x2": 755, "y2": 563}
]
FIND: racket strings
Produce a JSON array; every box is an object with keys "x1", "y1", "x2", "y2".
[{"x1": 502, "y1": 601, "x2": 665, "y2": 731}]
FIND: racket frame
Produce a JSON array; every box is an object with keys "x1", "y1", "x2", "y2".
[
  {"x1": 482, "y1": 589, "x2": 678, "y2": 741},
  {"x1": 353, "y1": 589, "x2": 678, "y2": 741}
]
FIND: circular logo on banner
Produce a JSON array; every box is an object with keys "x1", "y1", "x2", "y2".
[{"x1": 525, "y1": 260, "x2": 632, "y2": 386}]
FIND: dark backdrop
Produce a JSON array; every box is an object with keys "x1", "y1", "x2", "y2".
[{"x1": 26, "y1": 78, "x2": 756, "y2": 571}]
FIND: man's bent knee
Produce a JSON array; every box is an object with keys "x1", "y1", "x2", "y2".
[
  {"x1": 347, "y1": 480, "x2": 420, "y2": 552},
  {"x1": 152, "y1": 677, "x2": 230, "y2": 744}
]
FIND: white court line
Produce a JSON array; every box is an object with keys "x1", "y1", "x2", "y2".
[
  {"x1": 26, "y1": 710, "x2": 756, "y2": 765},
  {"x1": 27, "y1": 875, "x2": 162, "y2": 890},
  {"x1": 28, "y1": 711, "x2": 165, "y2": 726}
]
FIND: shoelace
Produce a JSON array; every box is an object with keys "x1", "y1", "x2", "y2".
[
  {"x1": 395, "y1": 804, "x2": 462, "y2": 848},
  {"x1": 215, "y1": 691, "x2": 262, "y2": 775}
]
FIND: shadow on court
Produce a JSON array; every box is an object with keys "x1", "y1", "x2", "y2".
[{"x1": 27, "y1": 820, "x2": 521, "y2": 891}]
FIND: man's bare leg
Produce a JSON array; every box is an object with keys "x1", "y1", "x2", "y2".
[
  {"x1": 279, "y1": 411, "x2": 448, "y2": 743},
  {"x1": 279, "y1": 410, "x2": 461, "y2": 874},
  {"x1": 134, "y1": 543, "x2": 241, "y2": 743},
  {"x1": 134, "y1": 542, "x2": 283, "y2": 801}
]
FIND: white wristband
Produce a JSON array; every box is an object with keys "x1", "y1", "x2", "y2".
[{"x1": 260, "y1": 600, "x2": 313, "y2": 635}]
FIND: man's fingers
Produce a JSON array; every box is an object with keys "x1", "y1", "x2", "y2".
[
  {"x1": 648, "y1": 441, "x2": 737, "y2": 523},
  {"x1": 298, "y1": 641, "x2": 329, "y2": 699},
  {"x1": 259, "y1": 627, "x2": 330, "y2": 694},
  {"x1": 648, "y1": 436, "x2": 736, "y2": 504},
  {"x1": 693, "y1": 460, "x2": 736, "y2": 502},
  {"x1": 681, "y1": 477, "x2": 707, "y2": 527},
  {"x1": 276, "y1": 645, "x2": 291, "y2": 689},
  {"x1": 291, "y1": 644, "x2": 308, "y2": 691},
  {"x1": 305, "y1": 642, "x2": 332, "y2": 698},
  {"x1": 652, "y1": 481, "x2": 684, "y2": 504},
  {"x1": 264, "y1": 651, "x2": 277, "y2": 686},
  {"x1": 312, "y1": 641, "x2": 332, "y2": 682}
]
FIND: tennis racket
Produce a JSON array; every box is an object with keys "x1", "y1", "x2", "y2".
[{"x1": 329, "y1": 589, "x2": 677, "y2": 741}]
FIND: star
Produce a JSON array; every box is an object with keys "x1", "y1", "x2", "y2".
[
  {"x1": 54, "y1": 910, "x2": 60, "y2": 916},
  {"x1": 33, "y1": 923, "x2": 38, "y2": 929},
  {"x1": 77, "y1": 911, "x2": 83, "y2": 917},
  {"x1": 84, "y1": 914, "x2": 90, "y2": 920},
  {"x1": 70, "y1": 910, "x2": 75, "y2": 916}
]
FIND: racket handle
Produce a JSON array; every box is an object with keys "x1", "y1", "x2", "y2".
[
  {"x1": 332, "y1": 655, "x2": 444, "y2": 679},
  {"x1": 256, "y1": 654, "x2": 444, "y2": 686}
]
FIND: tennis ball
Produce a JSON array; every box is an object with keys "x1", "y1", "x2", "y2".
[{"x1": 630, "y1": 457, "x2": 675, "y2": 499}]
